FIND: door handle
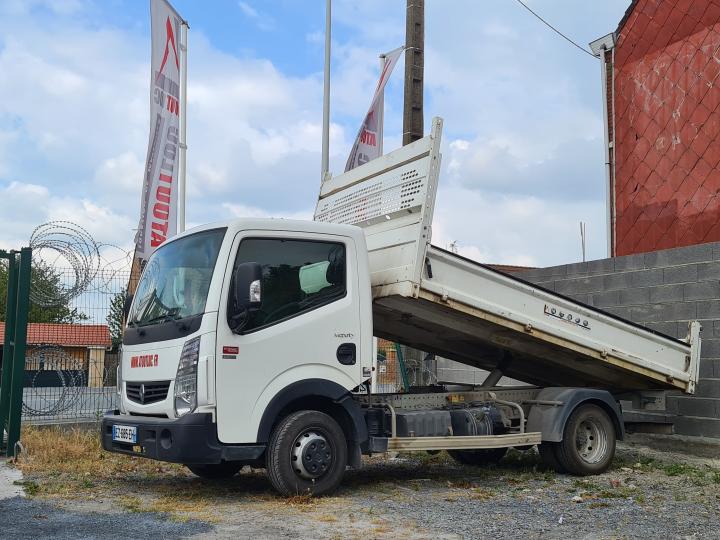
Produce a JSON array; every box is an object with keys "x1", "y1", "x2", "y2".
[{"x1": 336, "y1": 343, "x2": 356, "y2": 365}]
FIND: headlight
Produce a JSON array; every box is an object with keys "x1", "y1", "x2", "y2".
[
  {"x1": 116, "y1": 362, "x2": 122, "y2": 395},
  {"x1": 174, "y1": 337, "x2": 200, "y2": 417}
]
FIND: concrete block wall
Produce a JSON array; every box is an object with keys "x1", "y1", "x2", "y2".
[{"x1": 513, "y1": 241, "x2": 720, "y2": 438}]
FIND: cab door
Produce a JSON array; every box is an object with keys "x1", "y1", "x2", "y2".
[{"x1": 215, "y1": 230, "x2": 363, "y2": 444}]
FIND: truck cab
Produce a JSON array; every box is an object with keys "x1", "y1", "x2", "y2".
[{"x1": 105, "y1": 219, "x2": 374, "y2": 484}]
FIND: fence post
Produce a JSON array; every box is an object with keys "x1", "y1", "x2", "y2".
[
  {"x1": 4, "y1": 248, "x2": 31, "y2": 457},
  {"x1": 0, "y1": 251, "x2": 18, "y2": 440}
]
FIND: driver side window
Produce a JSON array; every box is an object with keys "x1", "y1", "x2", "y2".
[{"x1": 230, "y1": 237, "x2": 347, "y2": 332}]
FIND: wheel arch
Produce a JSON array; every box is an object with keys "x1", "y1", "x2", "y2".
[
  {"x1": 527, "y1": 387, "x2": 624, "y2": 443},
  {"x1": 256, "y1": 378, "x2": 368, "y2": 467}
]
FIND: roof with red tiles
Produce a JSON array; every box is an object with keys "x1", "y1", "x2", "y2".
[{"x1": 0, "y1": 322, "x2": 111, "y2": 348}]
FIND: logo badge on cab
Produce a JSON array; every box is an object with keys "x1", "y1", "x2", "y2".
[{"x1": 222, "y1": 346, "x2": 239, "y2": 359}]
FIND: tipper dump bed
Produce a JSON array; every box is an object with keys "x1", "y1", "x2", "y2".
[{"x1": 315, "y1": 118, "x2": 701, "y2": 394}]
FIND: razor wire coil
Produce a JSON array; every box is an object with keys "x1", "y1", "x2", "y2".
[
  {"x1": 22, "y1": 345, "x2": 88, "y2": 418},
  {"x1": 28, "y1": 221, "x2": 101, "y2": 306}
]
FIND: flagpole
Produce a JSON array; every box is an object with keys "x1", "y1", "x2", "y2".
[
  {"x1": 321, "y1": 0, "x2": 331, "y2": 183},
  {"x1": 378, "y1": 53, "x2": 387, "y2": 156},
  {"x1": 177, "y1": 19, "x2": 189, "y2": 232}
]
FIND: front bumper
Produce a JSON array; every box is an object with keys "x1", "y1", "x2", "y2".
[{"x1": 101, "y1": 411, "x2": 266, "y2": 465}]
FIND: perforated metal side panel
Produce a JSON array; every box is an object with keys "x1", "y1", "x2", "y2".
[
  {"x1": 315, "y1": 118, "x2": 443, "y2": 294},
  {"x1": 315, "y1": 165, "x2": 425, "y2": 227}
]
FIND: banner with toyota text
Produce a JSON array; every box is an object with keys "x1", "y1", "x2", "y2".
[
  {"x1": 135, "y1": 0, "x2": 184, "y2": 261},
  {"x1": 345, "y1": 46, "x2": 403, "y2": 172}
]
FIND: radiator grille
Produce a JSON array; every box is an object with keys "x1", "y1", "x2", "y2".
[{"x1": 126, "y1": 381, "x2": 170, "y2": 405}]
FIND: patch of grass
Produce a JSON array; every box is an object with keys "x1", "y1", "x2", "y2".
[
  {"x1": 664, "y1": 463, "x2": 697, "y2": 477},
  {"x1": 596, "y1": 488, "x2": 637, "y2": 499},
  {"x1": 117, "y1": 495, "x2": 145, "y2": 513},
  {"x1": 284, "y1": 493, "x2": 316, "y2": 507},
  {"x1": 13, "y1": 480, "x2": 39, "y2": 496},
  {"x1": 662, "y1": 462, "x2": 717, "y2": 486},
  {"x1": 16, "y1": 425, "x2": 186, "y2": 491},
  {"x1": 587, "y1": 501, "x2": 610, "y2": 509},
  {"x1": 572, "y1": 479, "x2": 602, "y2": 492},
  {"x1": 469, "y1": 487, "x2": 495, "y2": 501},
  {"x1": 712, "y1": 470, "x2": 720, "y2": 484},
  {"x1": 14, "y1": 425, "x2": 239, "y2": 522}
]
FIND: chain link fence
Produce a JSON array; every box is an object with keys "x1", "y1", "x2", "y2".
[{"x1": 9, "y1": 265, "x2": 130, "y2": 423}]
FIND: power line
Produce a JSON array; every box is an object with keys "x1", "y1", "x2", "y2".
[{"x1": 511, "y1": 0, "x2": 597, "y2": 59}]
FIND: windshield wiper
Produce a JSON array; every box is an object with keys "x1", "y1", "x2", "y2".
[{"x1": 137, "y1": 308, "x2": 181, "y2": 327}]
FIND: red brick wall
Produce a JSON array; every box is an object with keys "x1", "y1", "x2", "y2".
[{"x1": 613, "y1": 0, "x2": 720, "y2": 255}]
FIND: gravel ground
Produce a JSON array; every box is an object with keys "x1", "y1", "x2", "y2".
[
  {"x1": 0, "y1": 497, "x2": 212, "y2": 539},
  {"x1": 8, "y1": 437, "x2": 720, "y2": 539}
]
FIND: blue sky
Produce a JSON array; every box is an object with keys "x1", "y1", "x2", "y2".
[{"x1": 0, "y1": 0, "x2": 631, "y2": 266}]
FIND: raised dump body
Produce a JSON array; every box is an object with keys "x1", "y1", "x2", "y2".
[{"x1": 315, "y1": 118, "x2": 701, "y2": 394}]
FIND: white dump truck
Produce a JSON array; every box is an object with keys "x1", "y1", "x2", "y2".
[{"x1": 102, "y1": 118, "x2": 701, "y2": 496}]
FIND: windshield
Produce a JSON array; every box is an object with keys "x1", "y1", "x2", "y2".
[{"x1": 129, "y1": 228, "x2": 226, "y2": 327}]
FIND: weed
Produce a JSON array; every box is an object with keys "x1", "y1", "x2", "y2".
[
  {"x1": 117, "y1": 495, "x2": 145, "y2": 513},
  {"x1": 13, "y1": 480, "x2": 39, "y2": 496},
  {"x1": 285, "y1": 493, "x2": 315, "y2": 507},
  {"x1": 572, "y1": 479, "x2": 601, "y2": 492},
  {"x1": 470, "y1": 487, "x2": 495, "y2": 501}
]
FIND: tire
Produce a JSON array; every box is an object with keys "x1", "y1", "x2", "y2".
[
  {"x1": 266, "y1": 410, "x2": 347, "y2": 497},
  {"x1": 554, "y1": 404, "x2": 616, "y2": 475},
  {"x1": 448, "y1": 447, "x2": 508, "y2": 466},
  {"x1": 186, "y1": 461, "x2": 243, "y2": 480}
]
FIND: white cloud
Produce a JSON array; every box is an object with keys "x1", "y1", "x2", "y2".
[
  {"x1": 93, "y1": 152, "x2": 145, "y2": 193},
  {"x1": 222, "y1": 203, "x2": 313, "y2": 222},
  {"x1": 432, "y1": 186, "x2": 607, "y2": 267},
  {"x1": 237, "y1": 1, "x2": 275, "y2": 31}
]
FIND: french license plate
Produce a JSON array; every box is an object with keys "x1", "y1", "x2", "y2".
[{"x1": 112, "y1": 424, "x2": 137, "y2": 444}]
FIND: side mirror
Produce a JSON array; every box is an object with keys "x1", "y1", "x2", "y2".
[{"x1": 231, "y1": 262, "x2": 262, "y2": 327}]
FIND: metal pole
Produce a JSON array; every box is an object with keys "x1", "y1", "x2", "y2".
[
  {"x1": 403, "y1": 0, "x2": 424, "y2": 145},
  {"x1": 599, "y1": 46, "x2": 612, "y2": 257},
  {"x1": 321, "y1": 0, "x2": 331, "y2": 183},
  {"x1": 6, "y1": 247, "x2": 31, "y2": 457},
  {"x1": 0, "y1": 251, "x2": 17, "y2": 440},
  {"x1": 177, "y1": 20, "x2": 189, "y2": 233},
  {"x1": 378, "y1": 54, "x2": 387, "y2": 156}
]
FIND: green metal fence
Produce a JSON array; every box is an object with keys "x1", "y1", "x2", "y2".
[{"x1": 0, "y1": 248, "x2": 32, "y2": 457}]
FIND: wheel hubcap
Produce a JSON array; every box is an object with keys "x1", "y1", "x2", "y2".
[
  {"x1": 291, "y1": 431, "x2": 333, "y2": 480},
  {"x1": 575, "y1": 417, "x2": 608, "y2": 464}
]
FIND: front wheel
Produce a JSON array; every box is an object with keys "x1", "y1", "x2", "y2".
[
  {"x1": 186, "y1": 461, "x2": 243, "y2": 479},
  {"x1": 266, "y1": 410, "x2": 347, "y2": 497},
  {"x1": 549, "y1": 403, "x2": 617, "y2": 475}
]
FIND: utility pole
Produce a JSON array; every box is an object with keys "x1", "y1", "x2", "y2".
[
  {"x1": 403, "y1": 0, "x2": 424, "y2": 145},
  {"x1": 321, "y1": 0, "x2": 332, "y2": 182}
]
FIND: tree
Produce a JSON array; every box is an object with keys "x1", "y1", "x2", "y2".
[
  {"x1": 106, "y1": 289, "x2": 126, "y2": 351},
  {"x1": 0, "y1": 260, "x2": 88, "y2": 324}
]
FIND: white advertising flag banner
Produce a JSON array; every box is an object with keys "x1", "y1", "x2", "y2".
[
  {"x1": 345, "y1": 46, "x2": 403, "y2": 172},
  {"x1": 135, "y1": 0, "x2": 184, "y2": 261}
]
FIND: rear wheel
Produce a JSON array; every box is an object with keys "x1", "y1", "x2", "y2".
[
  {"x1": 266, "y1": 410, "x2": 347, "y2": 497},
  {"x1": 186, "y1": 461, "x2": 243, "y2": 480},
  {"x1": 552, "y1": 404, "x2": 616, "y2": 475},
  {"x1": 448, "y1": 447, "x2": 508, "y2": 466}
]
